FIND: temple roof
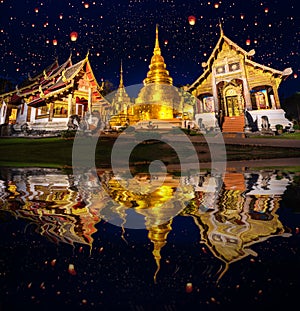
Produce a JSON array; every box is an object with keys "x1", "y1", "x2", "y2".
[
  {"x1": 188, "y1": 27, "x2": 292, "y2": 92},
  {"x1": 1, "y1": 52, "x2": 107, "y2": 107}
]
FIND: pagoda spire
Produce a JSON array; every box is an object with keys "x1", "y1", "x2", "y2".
[
  {"x1": 154, "y1": 24, "x2": 160, "y2": 53},
  {"x1": 143, "y1": 24, "x2": 173, "y2": 85},
  {"x1": 119, "y1": 60, "x2": 124, "y2": 88}
]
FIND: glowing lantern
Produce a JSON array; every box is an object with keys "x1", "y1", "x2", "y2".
[
  {"x1": 240, "y1": 13, "x2": 245, "y2": 20},
  {"x1": 188, "y1": 15, "x2": 196, "y2": 26},
  {"x1": 70, "y1": 31, "x2": 78, "y2": 42},
  {"x1": 164, "y1": 39, "x2": 168, "y2": 45},
  {"x1": 84, "y1": 3, "x2": 89, "y2": 8},
  {"x1": 186, "y1": 283, "x2": 193, "y2": 293},
  {"x1": 68, "y1": 264, "x2": 76, "y2": 275},
  {"x1": 34, "y1": 8, "x2": 39, "y2": 13},
  {"x1": 246, "y1": 39, "x2": 251, "y2": 46},
  {"x1": 59, "y1": 14, "x2": 63, "y2": 19},
  {"x1": 264, "y1": 7, "x2": 269, "y2": 13},
  {"x1": 294, "y1": 74, "x2": 298, "y2": 79},
  {"x1": 52, "y1": 39, "x2": 58, "y2": 46},
  {"x1": 214, "y1": 3, "x2": 219, "y2": 8}
]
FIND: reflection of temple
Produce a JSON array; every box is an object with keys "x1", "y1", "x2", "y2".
[
  {"x1": 0, "y1": 53, "x2": 110, "y2": 135},
  {"x1": 0, "y1": 167, "x2": 293, "y2": 282},
  {"x1": 183, "y1": 169, "x2": 291, "y2": 281},
  {"x1": 0, "y1": 169, "x2": 101, "y2": 247},
  {"x1": 188, "y1": 25, "x2": 293, "y2": 133}
]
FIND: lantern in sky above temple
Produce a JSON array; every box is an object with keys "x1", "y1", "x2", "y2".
[
  {"x1": 188, "y1": 15, "x2": 196, "y2": 26},
  {"x1": 246, "y1": 39, "x2": 251, "y2": 46},
  {"x1": 70, "y1": 31, "x2": 78, "y2": 42},
  {"x1": 53, "y1": 39, "x2": 58, "y2": 46}
]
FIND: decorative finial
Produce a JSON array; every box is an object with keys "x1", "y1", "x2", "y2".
[
  {"x1": 219, "y1": 18, "x2": 224, "y2": 36},
  {"x1": 85, "y1": 49, "x2": 90, "y2": 60}
]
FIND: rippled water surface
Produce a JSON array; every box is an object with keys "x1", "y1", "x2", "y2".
[{"x1": 1, "y1": 165, "x2": 300, "y2": 310}]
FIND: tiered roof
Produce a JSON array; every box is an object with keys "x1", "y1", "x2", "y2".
[{"x1": 0, "y1": 53, "x2": 105, "y2": 107}]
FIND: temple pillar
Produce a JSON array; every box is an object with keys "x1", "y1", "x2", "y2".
[
  {"x1": 49, "y1": 103, "x2": 54, "y2": 121},
  {"x1": 242, "y1": 78, "x2": 252, "y2": 110},
  {"x1": 212, "y1": 74, "x2": 218, "y2": 112},
  {"x1": 272, "y1": 84, "x2": 281, "y2": 109},
  {"x1": 88, "y1": 87, "x2": 92, "y2": 112},
  {"x1": 68, "y1": 93, "x2": 73, "y2": 116}
]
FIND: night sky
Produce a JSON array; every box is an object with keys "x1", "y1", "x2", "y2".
[{"x1": 0, "y1": 0, "x2": 299, "y2": 97}]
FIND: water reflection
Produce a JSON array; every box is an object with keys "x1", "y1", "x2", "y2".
[{"x1": 0, "y1": 167, "x2": 294, "y2": 282}]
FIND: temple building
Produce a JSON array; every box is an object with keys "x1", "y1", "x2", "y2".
[
  {"x1": 0, "y1": 53, "x2": 110, "y2": 136},
  {"x1": 188, "y1": 25, "x2": 293, "y2": 134}
]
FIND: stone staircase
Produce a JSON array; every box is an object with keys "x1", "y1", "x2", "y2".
[{"x1": 222, "y1": 115, "x2": 245, "y2": 133}]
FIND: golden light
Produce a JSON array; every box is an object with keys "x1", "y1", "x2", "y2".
[
  {"x1": 214, "y1": 3, "x2": 219, "y2": 8},
  {"x1": 52, "y1": 39, "x2": 58, "y2": 46},
  {"x1": 70, "y1": 31, "x2": 78, "y2": 42},
  {"x1": 188, "y1": 15, "x2": 196, "y2": 26}
]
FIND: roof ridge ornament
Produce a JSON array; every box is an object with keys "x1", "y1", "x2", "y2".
[
  {"x1": 39, "y1": 84, "x2": 45, "y2": 98},
  {"x1": 62, "y1": 69, "x2": 67, "y2": 82},
  {"x1": 43, "y1": 69, "x2": 48, "y2": 80}
]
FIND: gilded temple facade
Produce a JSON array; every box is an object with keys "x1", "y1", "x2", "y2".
[
  {"x1": 188, "y1": 26, "x2": 293, "y2": 133},
  {"x1": 0, "y1": 53, "x2": 110, "y2": 135}
]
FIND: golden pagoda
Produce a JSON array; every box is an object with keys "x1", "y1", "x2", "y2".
[
  {"x1": 134, "y1": 25, "x2": 182, "y2": 121},
  {"x1": 109, "y1": 61, "x2": 135, "y2": 129}
]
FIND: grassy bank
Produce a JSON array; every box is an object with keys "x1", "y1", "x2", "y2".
[{"x1": 1, "y1": 136, "x2": 300, "y2": 168}]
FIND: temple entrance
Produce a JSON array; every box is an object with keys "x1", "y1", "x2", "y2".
[{"x1": 226, "y1": 95, "x2": 240, "y2": 117}]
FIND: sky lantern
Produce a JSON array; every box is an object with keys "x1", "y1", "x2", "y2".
[
  {"x1": 84, "y1": 3, "x2": 89, "y2": 8},
  {"x1": 264, "y1": 7, "x2": 269, "y2": 13},
  {"x1": 240, "y1": 13, "x2": 245, "y2": 20},
  {"x1": 52, "y1": 39, "x2": 58, "y2": 46},
  {"x1": 70, "y1": 31, "x2": 78, "y2": 42},
  {"x1": 214, "y1": 3, "x2": 219, "y2": 8},
  {"x1": 246, "y1": 39, "x2": 251, "y2": 45},
  {"x1": 34, "y1": 7, "x2": 39, "y2": 13},
  {"x1": 188, "y1": 15, "x2": 196, "y2": 26},
  {"x1": 294, "y1": 73, "x2": 298, "y2": 79},
  {"x1": 164, "y1": 39, "x2": 168, "y2": 45}
]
